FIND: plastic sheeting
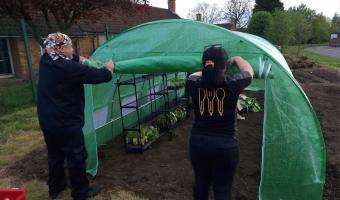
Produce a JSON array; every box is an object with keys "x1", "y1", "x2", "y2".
[{"x1": 84, "y1": 19, "x2": 325, "y2": 199}]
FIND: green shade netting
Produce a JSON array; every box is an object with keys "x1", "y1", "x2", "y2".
[{"x1": 83, "y1": 19, "x2": 325, "y2": 200}]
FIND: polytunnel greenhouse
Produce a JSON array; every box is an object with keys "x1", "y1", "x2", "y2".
[{"x1": 82, "y1": 19, "x2": 325, "y2": 200}]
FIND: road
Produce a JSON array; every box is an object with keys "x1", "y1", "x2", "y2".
[{"x1": 305, "y1": 46, "x2": 340, "y2": 60}]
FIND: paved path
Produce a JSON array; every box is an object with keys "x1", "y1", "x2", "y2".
[{"x1": 305, "y1": 46, "x2": 340, "y2": 60}]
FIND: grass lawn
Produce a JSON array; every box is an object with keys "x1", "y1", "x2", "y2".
[
  {"x1": 0, "y1": 82, "x2": 39, "y2": 140},
  {"x1": 0, "y1": 83, "x2": 35, "y2": 116},
  {"x1": 0, "y1": 177, "x2": 147, "y2": 200},
  {"x1": 0, "y1": 106, "x2": 39, "y2": 140},
  {"x1": 0, "y1": 84, "x2": 41, "y2": 167},
  {"x1": 303, "y1": 51, "x2": 340, "y2": 68},
  {"x1": 283, "y1": 44, "x2": 340, "y2": 69},
  {"x1": 0, "y1": 83, "x2": 147, "y2": 200},
  {"x1": 0, "y1": 106, "x2": 145, "y2": 199},
  {"x1": 0, "y1": 178, "x2": 147, "y2": 200},
  {"x1": 0, "y1": 106, "x2": 41, "y2": 168}
]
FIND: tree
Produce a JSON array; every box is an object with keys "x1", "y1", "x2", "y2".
[
  {"x1": 311, "y1": 14, "x2": 330, "y2": 43},
  {"x1": 187, "y1": 3, "x2": 222, "y2": 24},
  {"x1": 286, "y1": 10, "x2": 312, "y2": 55},
  {"x1": 287, "y1": 4, "x2": 331, "y2": 44},
  {"x1": 289, "y1": 4, "x2": 316, "y2": 22},
  {"x1": 247, "y1": 11, "x2": 272, "y2": 39},
  {"x1": 266, "y1": 9, "x2": 293, "y2": 49},
  {"x1": 222, "y1": 0, "x2": 252, "y2": 28},
  {"x1": 0, "y1": 0, "x2": 149, "y2": 45},
  {"x1": 331, "y1": 13, "x2": 340, "y2": 32},
  {"x1": 253, "y1": 0, "x2": 283, "y2": 13},
  {"x1": 287, "y1": 9, "x2": 312, "y2": 45},
  {"x1": 285, "y1": 4, "x2": 316, "y2": 55}
]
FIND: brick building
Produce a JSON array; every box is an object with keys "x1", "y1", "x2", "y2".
[{"x1": 0, "y1": 0, "x2": 179, "y2": 80}]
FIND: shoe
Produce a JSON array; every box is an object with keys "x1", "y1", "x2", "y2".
[
  {"x1": 49, "y1": 185, "x2": 67, "y2": 199},
  {"x1": 50, "y1": 196, "x2": 57, "y2": 200},
  {"x1": 86, "y1": 183, "x2": 102, "y2": 198},
  {"x1": 73, "y1": 184, "x2": 102, "y2": 200}
]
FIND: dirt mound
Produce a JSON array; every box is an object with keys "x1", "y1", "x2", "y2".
[
  {"x1": 324, "y1": 163, "x2": 340, "y2": 200},
  {"x1": 313, "y1": 68, "x2": 340, "y2": 83},
  {"x1": 4, "y1": 148, "x2": 48, "y2": 181},
  {"x1": 293, "y1": 66, "x2": 340, "y2": 200},
  {"x1": 285, "y1": 55, "x2": 321, "y2": 69}
]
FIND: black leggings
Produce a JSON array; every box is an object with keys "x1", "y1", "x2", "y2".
[
  {"x1": 42, "y1": 128, "x2": 89, "y2": 200},
  {"x1": 190, "y1": 135, "x2": 239, "y2": 200}
]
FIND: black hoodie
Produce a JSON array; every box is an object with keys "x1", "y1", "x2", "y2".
[{"x1": 37, "y1": 53, "x2": 112, "y2": 131}]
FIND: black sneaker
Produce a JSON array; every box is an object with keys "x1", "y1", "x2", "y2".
[
  {"x1": 49, "y1": 186, "x2": 67, "y2": 200},
  {"x1": 86, "y1": 183, "x2": 102, "y2": 198},
  {"x1": 50, "y1": 195, "x2": 57, "y2": 200},
  {"x1": 73, "y1": 184, "x2": 102, "y2": 200}
]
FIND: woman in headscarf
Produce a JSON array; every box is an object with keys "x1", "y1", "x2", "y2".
[
  {"x1": 37, "y1": 32, "x2": 114, "y2": 200},
  {"x1": 187, "y1": 45, "x2": 254, "y2": 200}
]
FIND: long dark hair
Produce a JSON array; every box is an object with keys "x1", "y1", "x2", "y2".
[{"x1": 201, "y1": 45, "x2": 229, "y2": 88}]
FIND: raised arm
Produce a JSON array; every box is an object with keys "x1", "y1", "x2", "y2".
[
  {"x1": 230, "y1": 56, "x2": 254, "y2": 78},
  {"x1": 65, "y1": 60, "x2": 114, "y2": 84},
  {"x1": 227, "y1": 56, "x2": 254, "y2": 93}
]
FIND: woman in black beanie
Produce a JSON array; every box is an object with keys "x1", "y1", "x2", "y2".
[{"x1": 187, "y1": 45, "x2": 254, "y2": 200}]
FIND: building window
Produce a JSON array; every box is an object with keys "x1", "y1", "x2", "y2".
[{"x1": 0, "y1": 39, "x2": 12, "y2": 75}]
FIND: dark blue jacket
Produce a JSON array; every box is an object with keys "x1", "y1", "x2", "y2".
[{"x1": 37, "y1": 53, "x2": 112, "y2": 131}]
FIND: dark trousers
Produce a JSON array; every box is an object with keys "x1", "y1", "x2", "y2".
[
  {"x1": 42, "y1": 128, "x2": 89, "y2": 200},
  {"x1": 190, "y1": 134, "x2": 239, "y2": 200}
]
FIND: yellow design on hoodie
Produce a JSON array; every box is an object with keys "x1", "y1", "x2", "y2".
[{"x1": 198, "y1": 88, "x2": 226, "y2": 116}]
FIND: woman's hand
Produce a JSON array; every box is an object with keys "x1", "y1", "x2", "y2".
[
  {"x1": 105, "y1": 61, "x2": 115, "y2": 73},
  {"x1": 230, "y1": 56, "x2": 243, "y2": 66},
  {"x1": 189, "y1": 71, "x2": 202, "y2": 77},
  {"x1": 79, "y1": 56, "x2": 87, "y2": 63},
  {"x1": 230, "y1": 56, "x2": 254, "y2": 78}
]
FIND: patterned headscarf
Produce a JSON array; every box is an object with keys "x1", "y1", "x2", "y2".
[{"x1": 42, "y1": 32, "x2": 72, "y2": 60}]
